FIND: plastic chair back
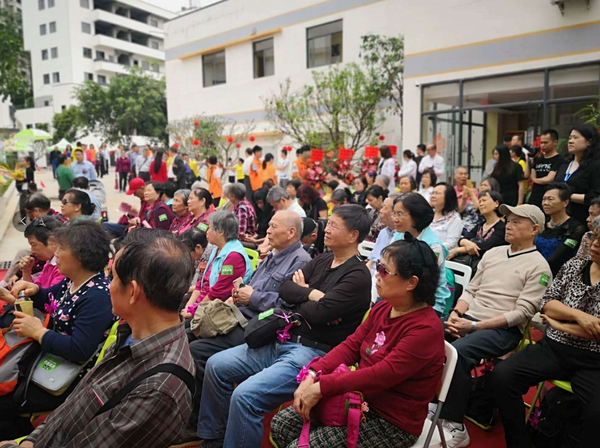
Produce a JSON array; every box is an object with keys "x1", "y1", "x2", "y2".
[
  {"x1": 358, "y1": 241, "x2": 375, "y2": 258},
  {"x1": 445, "y1": 260, "x2": 472, "y2": 292},
  {"x1": 244, "y1": 248, "x2": 260, "y2": 271},
  {"x1": 96, "y1": 320, "x2": 120, "y2": 366}
]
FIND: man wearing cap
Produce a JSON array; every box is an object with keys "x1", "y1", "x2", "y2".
[
  {"x1": 102, "y1": 178, "x2": 147, "y2": 238},
  {"x1": 439, "y1": 204, "x2": 552, "y2": 448}
]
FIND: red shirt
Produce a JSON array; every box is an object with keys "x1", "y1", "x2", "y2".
[
  {"x1": 311, "y1": 303, "x2": 445, "y2": 435},
  {"x1": 150, "y1": 160, "x2": 168, "y2": 182},
  {"x1": 194, "y1": 252, "x2": 246, "y2": 300}
]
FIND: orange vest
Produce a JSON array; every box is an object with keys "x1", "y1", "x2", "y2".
[
  {"x1": 249, "y1": 157, "x2": 263, "y2": 191},
  {"x1": 294, "y1": 158, "x2": 309, "y2": 180},
  {"x1": 207, "y1": 165, "x2": 223, "y2": 199},
  {"x1": 263, "y1": 164, "x2": 276, "y2": 184}
]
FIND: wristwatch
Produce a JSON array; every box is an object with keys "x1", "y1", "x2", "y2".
[
  {"x1": 471, "y1": 321, "x2": 477, "y2": 332},
  {"x1": 307, "y1": 369, "x2": 321, "y2": 381}
]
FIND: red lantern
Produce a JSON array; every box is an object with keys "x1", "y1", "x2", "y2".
[
  {"x1": 194, "y1": 119, "x2": 200, "y2": 127},
  {"x1": 227, "y1": 136, "x2": 234, "y2": 143},
  {"x1": 236, "y1": 143, "x2": 241, "y2": 148},
  {"x1": 173, "y1": 142, "x2": 180, "y2": 149},
  {"x1": 192, "y1": 139, "x2": 200, "y2": 146},
  {"x1": 249, "y1": 135, "x2": 255, "y2": 142},
  {"x1": 379, "y1": 135, "x2": 385, "y2": 141}
]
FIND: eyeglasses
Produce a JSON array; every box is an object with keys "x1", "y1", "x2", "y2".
[
  {"x1": 391, "y1": 211, "x2": 407, "y2": 219},
  {"x1": 61, "y1": 199, "x2": 72, "y2": 205},
  {"x1": 375, "y1": 261, "x2": 399, "y2": 280}
]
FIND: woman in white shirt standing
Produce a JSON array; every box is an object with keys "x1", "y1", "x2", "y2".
[
  {"x1": 429, "y1": 182, "x2": 464, "y2": 251},
  {"x1": 418, "y1": 168, "x2": 437, "y2": 204},
  {"x1": 399, "y1": 149, "x2": 418, "y2": 181},
  {"x1": 377, "y1": 145, "x2": 397, "y2": 191}
]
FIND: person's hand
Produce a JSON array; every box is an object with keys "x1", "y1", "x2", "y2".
[
  {"x1": 0, "y1": 441, "x2": 33, "y2": 448},
  {"x1": 574, "y1": 311, "x2": 600, "y2": 340},
  {"x1": 13, "y1": 311, "x2": 47, "y2": 342},
  {"x1": 447, "y1": 249, "x2": 458, "y2": 260},
  {"x1": 234, "y1": 285, "x2": 253, "y2": 306},
  {"x1": 293, "y1": 270, "x2": 308, "y2": 288},
  {"x1": 444, "y1": 316, "x2": 474, "y2": 338},
  {"x1": 225, "y1": 297, "x2": 235, "y2": 305},
  {"x1": 464, "y1": 186, "x2": 476, "y2": 199},
  {"x1": 463, "y1": 241, "x2": 480, "y2": 257},
  {"x1": 298, "y1": 382, "x2": 322, "y2": 422},
  {"x1": 18, "y1": 255, "x2": 35, "y2": 274},
  {"x1": 7, "y1": 275, "x2": 18, "y2": 289},
  {"x1": 293, "y1": 377, "x2": 315, "y2": 418},
  {"x1": 308, "y1": 290, "x2": 325, "y2": 302},
  {"x1": 128, "y1": 217, "x2": 140, "y2": 227},
  {"x1": 180, "y1": 309, "x2": 192, "y2": 320},
  {"x1": 0, "y1": 287, "x2": 16, "y2": 305},
  {"x1": 327, "y1": 317, "x2": 342, "y2": 326},
  {"x1": 11, "y1": 281, "x2": 40, "y2": 298}
]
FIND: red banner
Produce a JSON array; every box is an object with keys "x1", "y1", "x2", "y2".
[
  {"x1": 364, "y1": 146, "x2": 379, "y2": 158},
  {"x1": 389, "y1": 145, "x2": 397, "y2": 156},
  {"x1": 310, "y1": 149, "x2": 325, "y2": 162},
  {"x1": 338, "y1": 148, "x2": 355, "y2": 160}
]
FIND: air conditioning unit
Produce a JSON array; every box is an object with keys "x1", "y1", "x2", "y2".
[{"x1": 550, "y1": 0, "x2": 590, "y2": 14}]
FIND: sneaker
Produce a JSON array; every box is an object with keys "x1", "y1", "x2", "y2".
[{"x1": 442, "y1": 421, "x2": 470, "y2": 448}]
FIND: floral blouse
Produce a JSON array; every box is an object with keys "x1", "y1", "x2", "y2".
[
  {"x1": 170, "y1": 211, "x2": 194, "y2": 236},
  {"x1": 430, "y1": 211, "x2": 464, "y2": 251}
]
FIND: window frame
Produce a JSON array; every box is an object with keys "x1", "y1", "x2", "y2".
[
  {"x1": 41, "y1": 49, "x2": 48, "y2": 61},
  {"x1": 97, "y1": 75, "x2": 107, "y2": 86},
  {"x1": 306, "y1": 19, "x2": 343, "y2": 69},
  {"x1": 43, "y1": 74, "x2": 50, "y2": 85},
  {"x1": 40, "y1": 24, "x2": 47, "y2": 36},
  {"x1": 84, "y1": 72, "x2": 94, "y2": 81},
  {"x1": 81, "y1": 22, "x2": 91, "y2": 34},
  {"x1": 253, "y1": 37, "x2": 274, "y2": 79},
  {"x1": 83, "y1": 47, "x2": 92, "y2": 59},
  {"x1": 49, "y1": 21, "x2": 56, "y2": 33},
  {"x1": 38, "y1": 0, "x2": 44, "y2": 10},
  {"x1": 52, "y1": 72, "x2": 60, "y2": 84},
  {"x1": 51, "y1": 47, "x2": 58, "y2": 59},
  {"x1": 202, "y1": 50, "x2": 226, "y2": 88},
  {"x1": 48, "y1": 0, "x2": 54, "y2": 7}
]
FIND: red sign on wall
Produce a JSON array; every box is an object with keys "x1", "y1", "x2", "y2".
[
  {"x1": 338, "y1": 148, "x2": 355, "y2": 160},
  {"x1": 310, "y1": 149, "x2": 325, "y2": 162},
  {"x1": 364, "y1": 146, "x2": 379, "y2": 158}
]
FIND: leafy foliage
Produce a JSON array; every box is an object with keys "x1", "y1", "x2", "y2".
[
  {"x1": 75, "y1": 69, "x2": 167, "y2": 145},
  {"x1": 52, "y1": 106, "x2": 84, "y2": 143},
  {"x1": 576, "y1": 96, "x2": 600, "y2": 128},
  {"x1": 0, "y1": 8, "x2": 30, "y2": 105}
]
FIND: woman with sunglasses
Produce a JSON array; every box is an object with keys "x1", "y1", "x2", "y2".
[
  {"x1": 391, "y1": 193, "x2": 451, "y2": 317},
  {"x1": 60, "y1": 189, "x2": 96, "y2": 223},
  {"x1": 272, "y1": 237, "x2": 445, "y2": 448},
  {"x1": 0, "y1": 221, "x2": 113, "y2": 439}
]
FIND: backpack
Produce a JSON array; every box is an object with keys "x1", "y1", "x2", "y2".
[
  {"x1": 528, "y1": 387, "x2": 582, "y2": 448},
  {"x1": 0, "y1": 309, "x2": 50, "y2": 396},
  {"x1": 465, "y1": 360, "x2": 496, "y2": 429}
]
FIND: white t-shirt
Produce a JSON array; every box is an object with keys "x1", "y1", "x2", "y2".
[
  {"x1": 278, "y1": 158, "x2": 290, "y2": 180},
  {"x1": 242, "y1": 156, "x2": 253, "y2": 176},
  {"x1": 287, "y1": 200, "x2": 306, "y2": 217}
]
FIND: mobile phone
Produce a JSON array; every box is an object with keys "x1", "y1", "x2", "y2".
[
  {"x1": 233, "y1": 277, "x2": 245, "y2": 289},
  {"x1": 466, "y1": 179, "x2": 473, "y2": 188}
]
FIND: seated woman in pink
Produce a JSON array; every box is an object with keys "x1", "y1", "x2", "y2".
[
  {"x1": 181, "y1": 210, "x2": 253, "y2": 319},
  {"x1": 21, "y1": 216, "x2": 66, "y2": 289},
  {"x1": 271, "y1": 237, "x2": 445, "y2": 448}
]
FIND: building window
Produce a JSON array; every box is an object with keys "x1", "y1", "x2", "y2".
[
  {"x1": 40, "y1": 24, "x2": 47, "y2": 36},
  {"x1": 83, "y1": 47, "x2": 92, "y2": 58},
  {"x1": 150, "y1": 18, "x2": 158, "y2": 27},
  {"x1": 52, "y1": 72, "x2": 60, "y2": 83},
  {"x1": 306, "y1": 20, "x2": 343, "y2": 68},
  {"x1": 80, "y1": 0, "x2": 89, "y2": 8},
  {"x1": 41, "y1": 49, "x2": 48, "y2": 60},
  {"x1": 48, "y1": 0, "x2": 54, "y2": 7},
  {"x1": 81, "y1": 22, "x2": 91, "y2": 34},
  {"x1": 26, "y1": 124, "x2": 33, "y2": 129},
  {"x1": 51, "y1": 47, "x2": 58, "y2": 59},
  {"x1": 44, "y1": 100, "x2": 50, "y2": 107},
  {"x1": 150, "y1": 40, "x2": 159, "y2": 50},
  {"x1": 97, "y1": 75, "x2": 107, "y2": 85},
  {"x1": 43, "y1": 74, "x2": 50, "y2": 84},
  {"x1": 38, "y1": 0, "x2": 44, "y2": 10},
  {"x1": 142, "y1": 60, "x2": 150, "y2": 70},
  {"x1": 253, "y1": 38, "x2": 274, "y2": 78},
  {"x1": 203, "y1": 50, "x2": 226, "y2": 87},
  {"x1": 96, "y1": 50, "x2": 105, "y2": 60},
  {"x1": 49, "y1": 21, "x2": 56, "y2": 33},
  {"x1": 85, "y1": 72, "x2": 94, "y2": 81},
  {"x1": 62, "y1": 105, "x2": 66, "y2": 111}
]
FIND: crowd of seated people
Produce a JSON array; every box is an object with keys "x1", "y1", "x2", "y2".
[{"x1": 1, "y1": 126, "x2": 600, "y2": 448}]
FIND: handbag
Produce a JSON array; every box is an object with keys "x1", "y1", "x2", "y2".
[
  {"x1": 190, "y1": 299, "x2": 248, "y2": 338},
  {"x1": 298, "y1": 363, "x2": 366, "y2": 448},
  {"x1": 30, "y1": 352, "x2": 91, "y2": 396},
  {"x1": 244, "y1": 307, "x2": 308, "y2": 349}
]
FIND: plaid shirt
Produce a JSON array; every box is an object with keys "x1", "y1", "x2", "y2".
[
  {"x1": 232, "y1": 198, "x2": 257, "y2": 236},
  {"x1": 18, "y1": 323, "x2": 195, "y2": 448},
  {"x1": 170, "y1": 211, "x2": 193, "y2": 236},
  {"x1": 47, "y1": 208, "x2": 68, "y2": 224}
]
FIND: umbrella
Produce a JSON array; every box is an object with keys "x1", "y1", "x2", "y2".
[
  {"x1": 13, "y1": 129, "x2": 52, "y2": 142},
  {"x1": 46, "y1": 138, "x2": 73, "y2": 152},
  {"x1": 3, "y1": 140, "x2": 33, "y2": 152}
]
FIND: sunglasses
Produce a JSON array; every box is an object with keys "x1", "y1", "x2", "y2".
[
  {"x1": 61, "y1": 199, "x2": 72, "y2": 205},
  {"x1": 375, "y1": 261, "x2": 399, "y2": 280}
]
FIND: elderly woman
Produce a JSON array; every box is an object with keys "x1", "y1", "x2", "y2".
[
  {"x1": 398, "y1": 175, "x2": 417, "y2": 194},
  {"x1": 0, "y1": 221, "x2": 113, "y2": 438},
  {"x1": 392, "y1": 193, "x2": 451, "y2": 317},
  {"x1": 169, "y1": 189, "x2": 193, "y2": 235},
  {"x1": 352, "y1": 177, "x2": 368, "y2": 206},
  {"x1": 365, "y1": 185, "x2": 388, "y2": 242},
  {"x1": 576, "y1": 197, "x2": 600, "y2": 259},
  {"x1": 271, "y1": 238, "x2": 445, "y2": 448},
  {"x1": 226, "y1": 183, "x2": 258, "y2": 238},
  {"x1": 181, "y1": 211, "x2": 253, "y2": 319},
  {"x1": 298, "y1": 184, "x2": 328, "y2": 220},
  {"x1": 19, "y1": 216, "x2": 66, "y2": 288},
  {"x1": 454, "y1": 166, "x2": 480, "y2": 234},
  {"x1": 60, "y1": 189, "x2": 96, "y2": 222},
  {"x1": 418, "y1": 168, "x2": 436, "y2": 203},
  {"x1": 140, "y1": 182, "x2": 174, "y2": 230},
  {"x1": 187, "y1": 188, "x2": 214, "y2": 232},
  {"x1": 430, "y1": 182, "x2": 464, "y2": 251}
]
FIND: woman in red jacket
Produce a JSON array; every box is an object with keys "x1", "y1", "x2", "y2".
[
  {"x1": 150, "y1": 150, "x2": 168, "y2": 182},
  {"x1": 129, "y1": 182, "x2": 174, "y2": 231},
  {"x1": 271, "y1": 236, "x2": 445, "y2": 448}
]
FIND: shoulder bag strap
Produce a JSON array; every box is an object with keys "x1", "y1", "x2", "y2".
[
  {"x1": 298, "y1": 420, "x2": 311, "y2": 447},
  {"x1": 227, "y1": 302, "x2": 249, "y2": 329},
  {"x1": 346, "y1": 394, "x2": 362, "y2": 448},
  {"x1": 93, "y1": 363, "x2": 195, "y2": 418}
]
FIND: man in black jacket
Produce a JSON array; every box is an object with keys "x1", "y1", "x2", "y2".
[
  {"x1": 196, "y1": 205, "x2": 372, "y2": 448},
  {"x1": 169, "y1": 146, "x2": 187, "y2": 190}
]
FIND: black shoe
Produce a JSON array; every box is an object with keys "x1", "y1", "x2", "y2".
[{"x1": 202, "y1": 439, "x2": 224, "y2": 448}]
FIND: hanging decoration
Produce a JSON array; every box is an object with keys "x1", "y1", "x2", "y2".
[
  {"x1": 249, "y1": 135, "x2": 256, "y2": 142},
  {"x1": 227, "y1": 136, "x2": 234, "y2": 143}
]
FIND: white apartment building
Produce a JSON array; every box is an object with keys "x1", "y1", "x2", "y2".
[
  {"x1": 16, "y1": 0, "x2": 174, "y2": 131},
  {"x1": 165, "y1": 0, "x2": 600, "y2": 184}
]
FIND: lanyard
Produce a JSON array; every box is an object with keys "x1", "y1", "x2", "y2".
[{"x1": 564, "y1": 161, "x2": 577, "y2": 182}]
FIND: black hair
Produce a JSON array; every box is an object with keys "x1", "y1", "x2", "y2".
[
  {"x1": 252, "y1": 187, "x2": 269, "y2": 205},
  {"x1": 27, "y1": 182, "x2": 37, "y2": 193},
  {"x1": 416, "y1": 144, "x2": 426, "y2": 152},
  {"x1": 54, "y1": 221, "x2": 110, "y2": 272},
  {"x1": 113, "y1": 227, "x2": 156, "y2": 253},
  {"x1": 57, "y1": 154, "x2": 67, "y2": 165},
  {"x1": 300, "y1": 145, "x2": 311, "y2": 154},
  {"x1": 331, "y1": 204, "x2": 371, "y2": 243},
  {"x1": 209, "y1": 155, "x2": 218, "y2": 165},
  {"x1": 162, "y1": 181, "x2": 177, "y2": 199},
  {"x1": 252, "y1": 145, "x2": 263, "y2": 154},
  {"x1": 73, "y1": 176, "x2": 89, "y2": 189},
  {"x1": 541, "y1": 129, "x2": 559, "y2": 141},
  {"x1": 65, "y1": 189, "x2": 96, "y2": 216},
  {"x1": 191, "y1": 188, "x2": 213, "y2": 207},
  {"x1": 327, "y1": 169, "x2": 340, "y2": 178},
  {"x1": 394, "y1": 193, "x2": 434, "y2": 232},
  {"x1": 365, "y1": 185, "x2": 388, "y2": 200},
  {"x1": 74, "y1": 149, "x2": 83, "y2": 154},
  {"x1": 114, "y1": 230, "x2": 194, "y2": 312},
  {"x1": 403, "y1": 149, "x2": 415, "y2": 160},
  {"x1": 399, "y1": 175, "x2": 417, "y2": 191},
  {"x1": 169, "y1": 145, "x2": 179, "y2": 154},
  {"x1": 327, "y1": 180, "x2": 339, "y2": 191},
  {"x1": 491, "y1": 144, "x2": 516, "y2": 180},
  {"x1": 503, "y1": 134, "x2": 513, "y2": 144},
  {"x1": 180, "y1": 227, "x2": 208, "y2": 252},
  {"x1": 262, "y1": 179, "x2": 275, "y2": 190},
  {"x1": 238, "y1": 158, "x2": 244, "y2": 163},
  {"x1": 381, "y1": 239, "x2": 440, "y2": 306},
  {"x1": 263, "y1": 153, "x2": 274, "y2": 170},
  {"x1": 147, "y1": 181, "x2": 165, "y2": 199},
  {"x1": 478, "y1": 190, "x2": 503, "y2": 216},
  {"x1": 591, "y1": 197, "x2": 600, "y2": 209},
  {"x1": 510, "y1": 145, "x2": 525, "y2": 162},
  {"x1": 153, "y1": 151, "x2": 164, "y2": 173},
  {"x1": 420, "y1": 168, "x2": 437, "y2": 187},
  {"x1": 379, "y1": 145, "x2": 392, "y2": 159},
  {"x1": 287, "y1": 179, "x2": 302, "y2": 192},
  {"x1": 24, "y1": 192, "x2": 51, "y2": 211},
  {"x1": 24, "y1": 215, "x2": 64, "y2": 245},
  {"x1": 434, "y1": 182, "x2": 458, "y2": 215},
  {"x1": 546, "y1": 182, "x2": 571, "y2": 202},
  {"x1": 245, "y1": 148, "x2": 253, "y2": 156},
  {"x1": 568, "y1": 124, "x2": 600, "y2": 169},
  {"x1": 281, "y1": 149, "x2": 288, "y2": 157},
  {"x1": 355, "y1": 177, "x2": 368, "y2": 190}
]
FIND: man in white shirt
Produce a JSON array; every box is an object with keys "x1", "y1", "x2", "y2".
[
  {"x1": 418, "y1": 143, "x2": 446, "y2": 182},
  {"x1": 266, "y1": 186, "x2": 306, "y2": 218},
  {"x1": 136, "y1": 145, "x2": 153, "y2": 182},
  {"x1": 277, "y1": 149, "x2": 290, "y2": 187}
]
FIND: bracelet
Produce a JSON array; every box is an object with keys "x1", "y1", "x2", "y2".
[
  {"x1": 471, "y1": 321, "x2": 477, "y2": 332},
  {"x1": 307, "y1": 369, "x2": 321, "y2": 382},
  {"x1": 450, "y1": 308, "x2": 463, "y2": 318}
]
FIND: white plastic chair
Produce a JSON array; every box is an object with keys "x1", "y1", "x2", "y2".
[
  {"x1": 445, "y1": 260, "x2": 472, "y2": 292},
  {"x1": 413, "y1": 341, "x2": 459, "y2": 448},
  {"x1": 358, "y1": 241, "x2": 375, "y2": 258}
]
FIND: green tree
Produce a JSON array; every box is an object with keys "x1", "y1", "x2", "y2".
[
  {"x1": 576, "y1": 95, "x2": 600, "y2": 127},
  {"x1": 52, "y1": 106, "x2": 84, "y2": 142},
  {"x1": 0, "y1": 8, "x2": 30, "y2": 105},
  {"x1": 263, "y1": 63, "x2": 386, "y2": 151},
  {"x1": 75, "y1": 69, "x2": 168, "y2": 145}
]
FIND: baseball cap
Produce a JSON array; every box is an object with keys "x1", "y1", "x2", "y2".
[
  {"x1": 499, "y1": 204, "x2": 545, "y2": 228},
  {"x1": 301, "y1": 217, "x2": 317, "y2": 239},
  {"x1": 126, "y1": 178, "x2": 146, "y2": 195}
]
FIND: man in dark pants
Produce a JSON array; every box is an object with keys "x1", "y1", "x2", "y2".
[
  {"x1": 242, "y1": 148, "x2": 253, "y2": 200},
  {"x1": 169, "y1": 145, "x2": 187, "y2": 190}
]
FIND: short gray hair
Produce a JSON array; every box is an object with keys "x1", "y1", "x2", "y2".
[
  {"x1": 592, "y1": 215, "x2": 600, "y2": 233},
  {"x1": 191, "y1": 180, "x2": 203, "y2": 191},
  {"x1": 226, "y1": 183, "x2": 246, "y2": 201},
  {"x1": 266, "y1": 186, "x2": 289, "y2": 203},
  {"x1": 174, "y1": 189, "x2": 191, "y2": 206},
  {"x1": 208, "y1": 210, "x2": 239, "y2": 241},
  {"x1": 376, "y1": 174, "x2": 390, "y2": 186}
]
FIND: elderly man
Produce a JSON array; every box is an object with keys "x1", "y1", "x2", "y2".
[
  {"x1": 197, "y1": 205, "x2": 372, "y2": 448},
  {"x1": 0, "y1": 231, "x2": 196, "y2": 448},
  {"x1": 266, "y1": 186, "x2": 306, "y2": 218},
  {"x1": 70, "y1": 149, "x2": 97, "y2": 182},
  {"x1": 184, "y1": 211, "x2": 310, "y2": 433},
  {"x1": 136, "y1": 145, "x2": 152, "y2": 182},
  {"x1": 225, "y1": 183, "x2": 257, "y2": 238},
  {"x1": 418, "y1": 143, "x2": 445, "y2": 181},
  {"x1": 440, "y1": 204, "x2": 552, "y2": 448}
]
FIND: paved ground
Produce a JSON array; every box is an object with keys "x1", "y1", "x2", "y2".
[{"x1": 0, "y1": 167, "x2": 140, "y2": 264}]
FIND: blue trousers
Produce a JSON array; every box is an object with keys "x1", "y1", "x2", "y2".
[{"x1": 197, "y1": 341, "x2": 325, "y2": 448}]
